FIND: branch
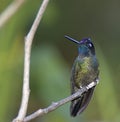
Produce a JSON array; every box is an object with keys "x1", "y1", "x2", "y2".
[
  {"x1": 0, "y1": 0, "x2": 25, "y2": 28},
  {"x1": 13, "y1": 0, "x2": 49, "y2": 122},
  {"x1": 24, "y1": 81, "x2": 99, "y2": 122}
]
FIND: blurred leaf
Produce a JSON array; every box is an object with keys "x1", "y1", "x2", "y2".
[
  {"x1": 95, "y1": 47, "x2": 120, "y2": 121},
  {"x1": 0, "y1": 35, "x2": 23, "y2": 121}
]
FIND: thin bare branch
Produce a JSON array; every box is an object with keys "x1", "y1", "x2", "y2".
[
  {"x1": 0, "y1": 0, "x2": 25, "y2": 28},
  {"x1": 24, "y1": 81, "x2": 99, "y2": 122},
  {"x1": 13, "y1": 0, "x2": 49, "y2": 122}
]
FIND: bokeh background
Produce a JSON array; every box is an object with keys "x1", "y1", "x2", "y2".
[{"x1": 0, "y1": 0, "x2": 120, "y2": 122}]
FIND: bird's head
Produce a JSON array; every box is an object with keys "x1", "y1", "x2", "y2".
[{"x1": 65, "y1": 35, "x2": 95, "y2": 56}]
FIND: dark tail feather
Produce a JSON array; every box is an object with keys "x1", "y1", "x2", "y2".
[{"x1": 70, "y1": 87, "x2": 95, "y2": 117}]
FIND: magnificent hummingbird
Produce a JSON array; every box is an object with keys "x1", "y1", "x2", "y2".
[{"x1": 65, "y1": 35, "x2": 99, "y2": 117}]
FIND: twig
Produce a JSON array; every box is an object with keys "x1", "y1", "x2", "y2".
[
  {"x1": 0, "y1": 0, "x2": 25, "y2": 28},
  {"x1": 13, "y1": 0, "x2": 49, "y2": 122},
  {"x1": 24, "y1": 81, "x2": 98, "y2": 122}
]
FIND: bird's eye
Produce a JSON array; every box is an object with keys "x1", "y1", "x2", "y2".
[
  {"x1": 86, "y1": 42, "x2": 95, "y2": 55},
  {"x1": 87, "y1": 42, "x2": 93, "y2": 48},
  {"x1": 88, "y1": 43, "x2": 92, "y2": 47}
]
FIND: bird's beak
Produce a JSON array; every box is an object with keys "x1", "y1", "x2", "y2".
[{"x1": 65, "y1": 35, "x2": 80, "y2": 44}]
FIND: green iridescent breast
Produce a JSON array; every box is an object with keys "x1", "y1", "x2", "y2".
[{"x1": 71, "y1": 55, "x2": 98, "y2": 89}]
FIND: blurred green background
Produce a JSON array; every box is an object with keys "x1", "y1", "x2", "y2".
[{"x1": 0, "y1": 0, "x2": 120, "y2": 122}]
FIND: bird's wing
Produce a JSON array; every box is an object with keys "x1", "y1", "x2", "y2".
[
  {"x1": 70, "y1": 87, "x2": 95, "y2": 116},
  {"x1": 70, "y1": 59, "x2": 82, "y2": 94}
]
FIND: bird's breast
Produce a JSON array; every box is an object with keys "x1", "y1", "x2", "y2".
[{"x1": 73, "y1": 56, "x2": 98, "y2": 88}]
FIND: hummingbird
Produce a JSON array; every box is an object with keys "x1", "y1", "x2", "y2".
[{"x1": 65, "y1": 35, "x2": 99, "y2": 117}]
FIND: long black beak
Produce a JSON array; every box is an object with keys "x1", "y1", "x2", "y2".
[{"x1": 65, "y1": 35, "x2": 80, "y2": 44}]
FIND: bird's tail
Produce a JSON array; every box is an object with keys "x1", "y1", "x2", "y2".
[{"x1": 70, "y1": 87, "x2": 95, "y2": 117}]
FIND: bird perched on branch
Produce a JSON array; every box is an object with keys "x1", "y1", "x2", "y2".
[{"x1": 65, "y1": 35, "x2": 99, "y2": 117}]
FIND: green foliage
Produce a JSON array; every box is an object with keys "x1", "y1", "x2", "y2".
[{"x1": 95, "y1": 47, "x2": 120, "y2": 121}]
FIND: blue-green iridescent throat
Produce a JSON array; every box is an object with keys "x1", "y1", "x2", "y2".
[{"x1": 78, "y1": 45, "x2": 90, "y2": 57}]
